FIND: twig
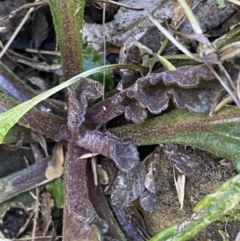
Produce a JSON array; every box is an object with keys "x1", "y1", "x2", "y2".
[
  {"x1": 25, "y1": 48, "x2": 61, "y2": 56},
  {"x1": 31, "y1": 188, "x2": 40, "y2": 241},
  {"x1": 87, "y1": 0, "x2": 145, "y2": 11},
  {"x1": 12, "y1": 235, "x2": 62, "y2": 240}
]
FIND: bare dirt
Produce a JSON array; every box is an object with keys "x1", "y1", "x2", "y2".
[{"x1": 141, "y1": 148, "x2": 240, "y2": 240}]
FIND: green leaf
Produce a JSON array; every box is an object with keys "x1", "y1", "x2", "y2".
[
  {"x1": 46, "y1": 178, "x2": 64, "y2": 209},
  {"x1": 216, "y1": 0, "x2": 226, "y2": 9},
  {"x1": 110, "y1": 106, "x2": 240, "y2": 172},
  {"x1": 83, "y1": 46, "x2": 114, "y2": 91}
]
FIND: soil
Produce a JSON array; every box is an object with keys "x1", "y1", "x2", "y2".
[{"x1": 140, "y1": 148, "x2": 240, "y2": 240}]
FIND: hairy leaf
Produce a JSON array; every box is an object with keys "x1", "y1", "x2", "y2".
[
  {"x1": 0, "y1": 61, "x2": 36, "y2": 102},
  {"x1": 67, "y1": 77, "x2": 103, "y2": 130},
  {"x1": 63, "y1": 78, "x2": 107, "y2": 240},
  {"x1": 139, "y1": 190, "x2": 156, "y2": 213},
  {"x1": 126, "y1": 65, "x2": 220, "y2": 115},
  {"x1": 0, "y1": 92, "x2": 65, "y2": 141},
  {"x1": 0, "y1": 63, "x2": 134, "y2": 144},
  {"x1": 77, "y1": 131, "x2": 139, "y2": 172},
  {"x1": 84, "y1": 64, "x2": 221, "y2": 130},
  {"x1": 0, "y1": 72, "x2": 89, "y2": 143},
  {"x1": 111, "y1": 163, "x2": 146, "y2": 207},
  {"x1": 64, "y1": 140, "x2": 108, "y2": 240},
  {"x1": 110, "y1": 106, "x2": 240, "y2": 172},
  {"x1": 0, "y1": 156, "x2": 52, "y2": 203},
  {"x1": 163, "y1": 144, "x2": 200, "y2": 178},
  {"x1": 0, "y1": 65, "x2": 220, "y2": 141}
]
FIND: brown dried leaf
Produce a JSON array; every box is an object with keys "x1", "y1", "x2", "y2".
[
  {"x1": 144, "y1": 167, "x2": 155, "y2": 193},
  {"x1": 45, "y1": 143, "x2": 64, "y2": 181},
  {"x1": 172, "y1": 0, "x2": 192, "y2": 28},
  {"x1": 90, "y1": 0, "x2": 116, "y2": 11},
  {"x1": 144, "y1": 157, "x2": 159, "y2": 193},
  {"x1": 106, "y1": 42, "x2": 121, "y2": 54},
  {"x1": 40, "y1": 192, "x2": 54, "y2": 236},
  {"x1": 139, "y1": 146, "x2": 161, "y2": 212}
]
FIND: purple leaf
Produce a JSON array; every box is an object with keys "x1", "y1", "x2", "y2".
[
  {"x1": 87, "y1": 161, "x2": 127, "y2": 240},
  {"x1": 161, "y1": 65, "x2": 215, "y2": 87},
  {"x1": 126, "y1": 65, "x2": 221, "y2": 115},
  {"x1": 0, "y1": 62, "x2": 36, "y2": 102},
  {"x1": 163, "y1": 144, "x2": 200, "y2": 178},
  {"x1": 139, "y1": 190, "x2": 156, "y2": 213},
  {"x1": 83, "y1": 93, "x2": 125, "y2": 130},
  {"x1": 110, "y1": 204, "x2": 147, "y2": 241},
  {"x1": 84, "y1": 65, "x2": 221, "y2": 129},
  {"x1": 64, "y1": 140, "x2": 108, "y2": 239},
  {"x1": 54, "y1": 124, "x2": 71, "y2": 141},
  {"x1": 124, "y1": 99, "x2": 148, "y2": 124},
  {"x1": 110, "y1": 163, "x2": 146, "y2": 207},
  {"x1": 67, "y1": 78, "x2": 103, "y2": 130},
  {"x1": 77, "y1": 131, "x2": 139, "y2": 172}
]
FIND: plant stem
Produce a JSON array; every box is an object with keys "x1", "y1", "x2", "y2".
[{"x1": 48, "y1": 0, "x2": 84, "y2": 79}]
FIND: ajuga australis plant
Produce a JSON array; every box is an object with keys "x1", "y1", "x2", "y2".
[{"x1": 0, "y1": 0, "x2": 240, "y2": 240}]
